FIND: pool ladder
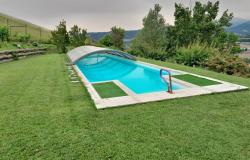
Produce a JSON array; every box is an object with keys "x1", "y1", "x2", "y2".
[{"x1": 160, "y1": 69, "x2": 173, "y2": 94}]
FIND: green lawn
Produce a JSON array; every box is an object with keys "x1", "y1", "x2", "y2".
[
  {"x1": 0, "y1": 54, "x2": 250, "y2": 159},
  {"x1": 173, "y1": 74, "x2": 221, "y2": 86},
  {"x1": 93, "y1": 82, "x2": 127, "y2": 98}
]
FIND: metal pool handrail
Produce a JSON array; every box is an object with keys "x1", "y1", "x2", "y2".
[{"x1": 160, "y1": 69, "x2": 173, "y2": 94}]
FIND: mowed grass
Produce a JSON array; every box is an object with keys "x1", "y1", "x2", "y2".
[
  {"x1": 0, "y1": 54, "x2": 250, "y2": 159},
  {"x1": 173, "y1": 74, "x2": 221, "y2": 86},
  {"x1": 93, "y1": 82, "x2": 127, "y2": 98}
]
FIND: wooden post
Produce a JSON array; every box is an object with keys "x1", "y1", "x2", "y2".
[
  {"x1": 6, "y1": 19, "x2": 10, "y2": 36},
  {"x1": 25, "y1": 24, "x2": 27, "y2": 35},
  {"x1": 6, "y1": 18, "x2": 9, "y2": 26},
  {"x1": 40, "y1": 27, "x2": 42, "y2": 40}
]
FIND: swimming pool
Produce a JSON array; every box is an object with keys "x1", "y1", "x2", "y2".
[{"x1": 76, "y1": 54, "x2": 184, "y2": 94}]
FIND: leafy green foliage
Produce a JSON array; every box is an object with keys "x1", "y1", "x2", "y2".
[
  {"x1": 0, "y1": 26, "x2": 9, "y2": 41},
  {"x1": 16, "y1": 33, "x2": 31, "y2": 42},
  {"x1": 205, "y1": 53, "x2": 250, "y2": 77},
  {"x1": 176, "y1": 43, "x2": 217, "y2": 66},
  {"x1": 98, "y1": 26, "x2": 125, "y2": 50},
  {"x1": 51, "y1": 20, "x2": 69, "y2": 53},
  {"x1": 131, "y1": 1, "x2": 239, "y2": 59},
  {"x1": 69, "y1": 25, "x2": 87, "y2": 47},
  {"x1": 110, "y1": 26, "x2": 125, "y2": 50},
  {"x1": 99, "y1": 34, "x2": 113, "y2": 47},
  {"x1": 175, "y1": 42, "x2": 250, "y2": 77},
  {"x1": 130, "y1": 4, "x2": 168, "y2": 60},
  {"x1": 212, "y1": 32, "x2": 240, "y2": 53},
  {"x1": 170, "y1": 1, "x2": 235, "y2": 50},
  {"x1": 243, "y1": 58, "x2": 250, "y2": 64},
  {"x1": 129, "y1": 1, "x2": 248, "y2": 77}
]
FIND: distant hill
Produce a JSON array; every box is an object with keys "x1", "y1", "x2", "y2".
[
  {"x1": 230, "y1": 17, "x2": 248, "y2": 27},
  {"x1": 88, "y1": 30, "x2": 139, "y2": 41},
  {"x1": 88, "y1": 32, "x2": 108, "y2": 41},
  {"x1": 0, "y1": 12, "x2": 51, "y2": 41},
  {"x1": 88, "y1": 30, "x2": 139, "y2": 48},
  {"x1": 228, "y1": 21, "x2": 250, "y2": 37}
]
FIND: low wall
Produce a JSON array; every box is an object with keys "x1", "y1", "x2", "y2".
[{"x1": 0, "y1": 48, "x2": 47, "y2": 63}]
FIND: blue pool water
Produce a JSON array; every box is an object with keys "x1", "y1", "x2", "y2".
[{"x1": 76, "y1": 54, "x2": 184, "y2": 94}]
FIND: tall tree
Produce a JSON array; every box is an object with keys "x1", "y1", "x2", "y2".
[
  {"x1": 51, "y1": 20, "x2": 70, "y2": 53},
  {"x1": 98, "y1": 26, "x2": 125, "y2": 50},
  {"x1": 130, "y1": 4, "x2": 168, "y2": 60},
  {"x1": 171, "y1": 1, "x2": 235, "y2": 48},
  {"x1": 69, "y1": 25, "x2": 87, "y2": 47},
  {"x1": 110, "y1": 26, "x2": 125, "y2": 50}
]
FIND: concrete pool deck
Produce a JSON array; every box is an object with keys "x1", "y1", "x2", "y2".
[{"x1": 72, "y1": 61, "x2": 248, "y2": 109}]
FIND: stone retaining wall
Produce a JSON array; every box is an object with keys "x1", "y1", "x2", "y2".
[{"x1": 0, "y1": 48, "x2": 47, "y2": 63}]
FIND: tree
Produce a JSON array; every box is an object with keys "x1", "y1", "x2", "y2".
[
  {"x1": 110, "y1": 26, "x2": 125, "y2": 50},
  {"x1": 170, "y1": 1, "x2": 235, "y2": 49},
  {"x1": 130, "y1": 4, "x2": 168, "y2": 60},
  {"x1": 99, "y1": 34, "x2": 113, "y2": 47},
  {"x1": 98, "y1": 26, "x2": 125, "y2": 50},
  {"x1": 0, "y1": 26, "x2": 9, "y2": 42},
  {"x1": 69, "y1": 25, "x2": 87, "y2": 47},
  {"x1": 51, "y1": 20, "x2": 70, "y2": 53}
]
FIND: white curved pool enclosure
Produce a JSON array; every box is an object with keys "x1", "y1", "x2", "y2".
[{"x1": 67, "y1": 45, "x2": 136, "y2": 64}]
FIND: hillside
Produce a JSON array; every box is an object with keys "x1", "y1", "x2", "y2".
[
  {"x1": 230, "y1": 17, "x2": 247, "y2": 27},
  {"x1": 0, "y1": 12, "x2": 51, "y2": 41},
  {"x1": 228, "y1": 20, "x2": 250, "y2": 37}
]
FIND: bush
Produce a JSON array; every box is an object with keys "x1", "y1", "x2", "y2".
[
  {"x1": 12, "y1": 43, "x2": 22, "y2": 49},
  {"x1": 129, "y1": 41, "x2": 167, "y2": 61},
  {"x1": 32, "y1": 42, "x2": 39, "y2": 47},
  {"x1": 17, "y1": 34, "x2": 31, "y2": 42},
  {"x1": 175, "y1": 43, "x2": 216, "y2": 66},
  {"x1": 205, "y1": 53, "x2": 250, "y2": 77},
  {"x1": 243, "y1": 58, "x2": 250, "y2": 64},
  {"x1": 0, "y1": 26, "x2": 9, "y2": 41},
  {"x1": 99, "y1": 34, "x2": 113, "y2": 47}
]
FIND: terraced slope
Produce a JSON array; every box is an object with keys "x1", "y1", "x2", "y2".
[{"x1": 0, "y1": 12, "x2": 51, "y2": 41}]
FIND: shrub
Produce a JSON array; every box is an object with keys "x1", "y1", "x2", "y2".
[
  {"x1": 129, "y1": 41, "x2": 167, "y2": 61},
  {"x1": 243, "y1": 58, "x2": 250, "y2": 64},
  {"x1": 32, "y1": 42, "x2": 39, "y2": 47},
  {"x1": 17, "y1": 34, "x2": 31, "y2": 42},
  {"x1": 0, "y1": 26, "x2": 9, "y2": 41},
  {"x1": 205, "y1": 53, "x2": 250, "y2": 77},
  {"x1": 12, "y1": 43, "x2": 22, "y2": 49},
  {"x1": 99, "y1": 34, "x2": 113, "y2": 47},
  {"x1": 175, "y1": 43, "x2": 216, "y2": 66}
]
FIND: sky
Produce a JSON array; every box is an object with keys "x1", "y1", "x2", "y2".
[{"x1": 0, "y1": 0, "x2": 249, "y2": 32}]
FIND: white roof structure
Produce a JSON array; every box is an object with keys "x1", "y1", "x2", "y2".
[{"x1": 67, "y1": 45, "x2": 136, "y2": 64}]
